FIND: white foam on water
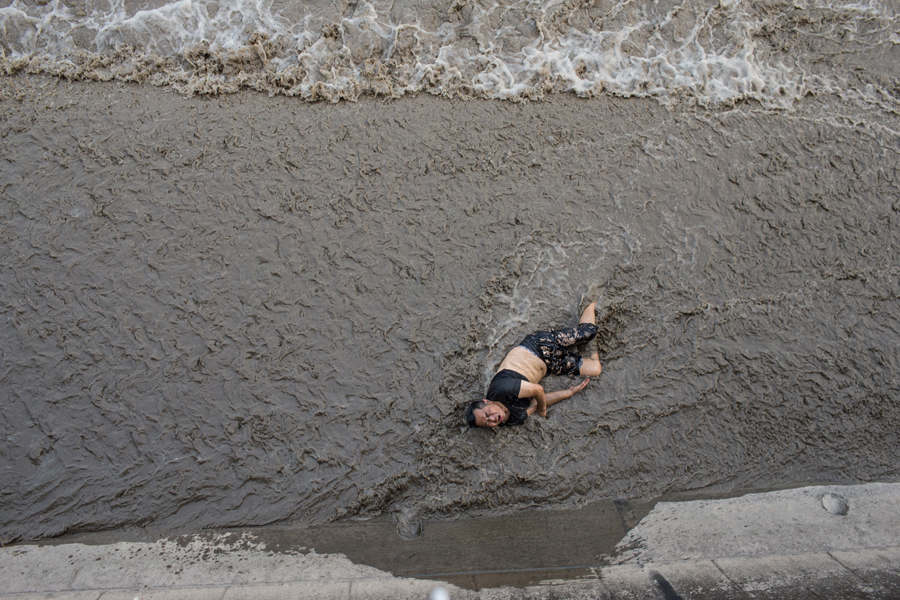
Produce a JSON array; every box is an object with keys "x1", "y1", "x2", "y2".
[{"x1": 0, "y1": 0, "x2": 897, "y2": 105}]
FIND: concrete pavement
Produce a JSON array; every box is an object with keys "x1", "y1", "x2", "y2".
[{"x1": 2, "y1": 484, "x2": 898, "y2": 599}]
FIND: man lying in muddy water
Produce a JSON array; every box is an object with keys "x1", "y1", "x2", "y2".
[{"x1": 466, "y1": 301, "x2": 602, "y2": 428}]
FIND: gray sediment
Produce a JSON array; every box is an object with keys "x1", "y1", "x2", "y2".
[{"x1": 2, "y1": 73, "x2": 900, "y2": 542}]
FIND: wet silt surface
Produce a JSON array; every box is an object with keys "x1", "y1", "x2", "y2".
[{"x1": 1, "y1": 77, "x2": 899, "y2": 541}]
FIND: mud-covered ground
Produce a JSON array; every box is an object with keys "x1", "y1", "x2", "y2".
[{"x1": 1, "y1": 71, "x2": 899, "y2": 541}]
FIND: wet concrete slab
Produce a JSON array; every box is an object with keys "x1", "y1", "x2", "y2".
[
  {"x1": 615, "y1": 484, "x2": 900, "y2": 564},
  {"x1": 645, "y1": 562, "x2": 752, "y2": 600},
  {"x1": 830, "y1": 548, "x2": 900, "y2": 599},
  {"x1": 199, "y1": 498, "x2": 642, "y2": 590},
  {"x1": 713, "y1": 553, "x2": 854, "y2": 594},
  {"x1": 4, "y1": 485, "x2": 900, "y2": 599},
  {"x1": 7, "y1": 495, "x2": 652, "y2": 593},
  {"x1": 100, "y1": 590, "x2": 229, "y2": 600}
]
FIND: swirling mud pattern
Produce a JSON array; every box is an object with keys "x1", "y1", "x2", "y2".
[{"x1": 1, "y1": 0, "x2": 900, "y2": 542}]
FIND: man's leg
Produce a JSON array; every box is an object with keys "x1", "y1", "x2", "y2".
[
  {"x1": 580, "y1": 301, "x2": 597, "y2": 325},
  {"x1": 532, "y1": 300, "x2": 602, "y2": 376},
  {"x1": 579, "y1": 301, "x2": 602, "y2": 377}
]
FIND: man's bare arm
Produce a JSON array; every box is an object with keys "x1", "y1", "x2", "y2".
[
  {"x1": 520, "y1": 382, "x2": 547, "y2": 417},
  {"x1": 524, "y1": 379, "x2": 591, "y2": 417}
]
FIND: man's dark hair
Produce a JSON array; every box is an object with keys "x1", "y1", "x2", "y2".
[{"x1": 465, "y1": 400, "x2": 487, "y2": 427}]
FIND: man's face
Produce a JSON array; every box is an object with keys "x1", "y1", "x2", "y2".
[{"x1": 474, "y1": 400, "x2": 507, "y2": 428}]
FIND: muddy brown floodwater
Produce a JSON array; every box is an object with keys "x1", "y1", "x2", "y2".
[{"x1": 2, "y1": 65, "x2": 900, "y2": 541}]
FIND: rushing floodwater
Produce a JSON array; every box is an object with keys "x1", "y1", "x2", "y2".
[
  {"x1": 1, "y1": 0, "x2": 899, "y2": 542},
  {"x1": 2, "y1": 0, "x2": 898, "y2": 105}
]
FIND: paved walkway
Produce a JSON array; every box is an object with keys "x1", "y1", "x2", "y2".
[{"x1": 2, "y1": 484, "x2": 898, "y2": 599}]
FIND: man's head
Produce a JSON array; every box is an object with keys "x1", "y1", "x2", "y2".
[{"x1": 465, "y1": 399, "x2": 507, "y2": 428}]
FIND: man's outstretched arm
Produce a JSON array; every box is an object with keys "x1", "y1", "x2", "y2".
[{"x1": 522, "y1": 380, "x2": 591, "y2": 418}]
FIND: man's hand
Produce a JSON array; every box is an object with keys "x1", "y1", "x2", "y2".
[
  {"x1": 567, "y1": 378, "x2": 590, "y2": 398},
  {"x1": 527, "y1": 379, "x2": 593, "y2": 418}
]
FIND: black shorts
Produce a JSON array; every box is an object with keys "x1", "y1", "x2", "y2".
[{"x1": 519, "y1": 323, "x2": 598, "y2": 377}]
